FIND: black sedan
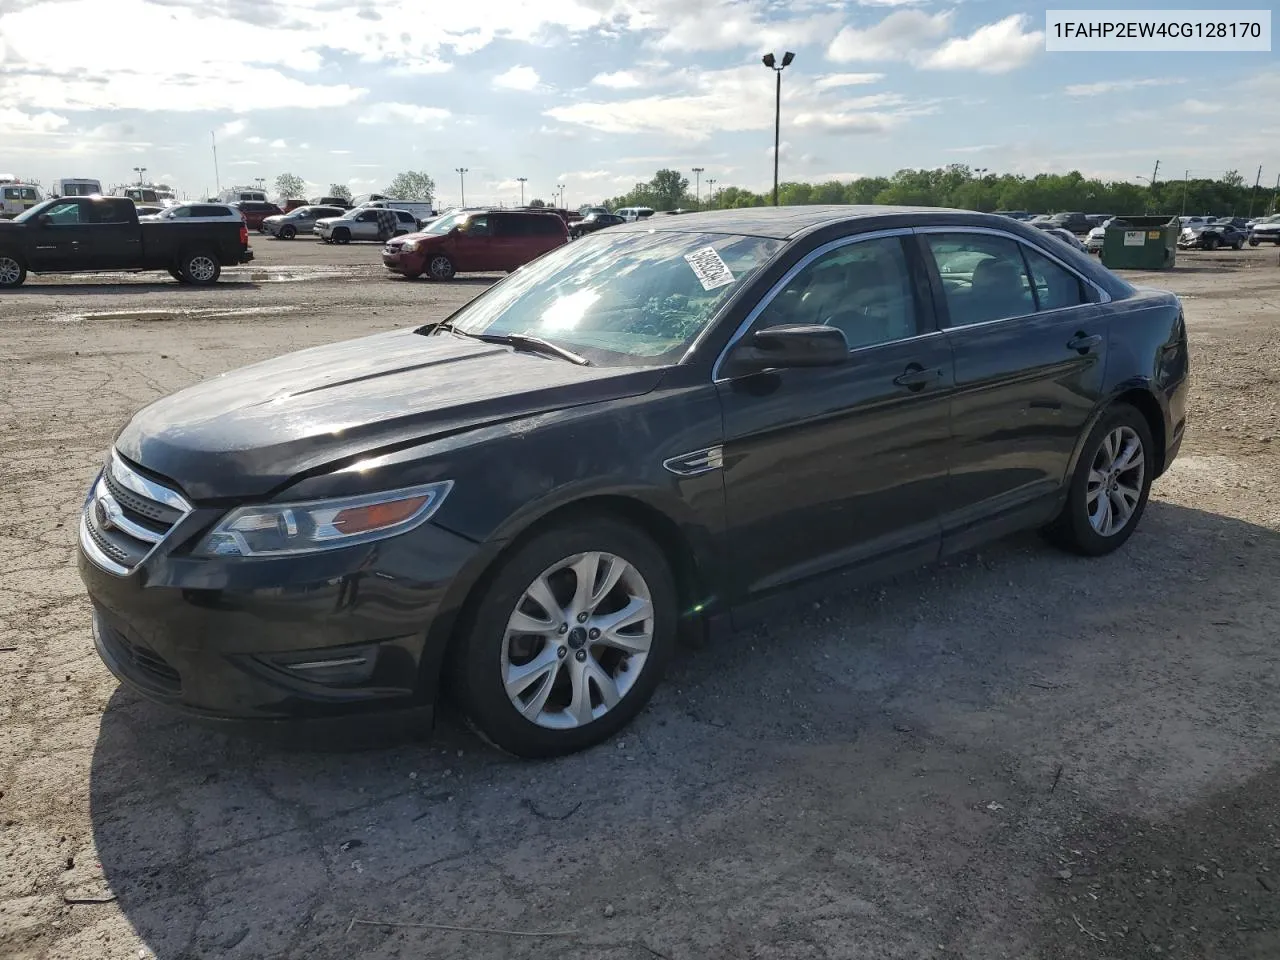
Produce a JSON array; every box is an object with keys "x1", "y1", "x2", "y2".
[
  {"x1": 78, "y1": 206, "x2": 1189, "y2": 757},
  {"x1": 569, "y1": 211, "x2": 625, "y2": 239},
  {"x1": 1178, "y1": 219, "x2": 1247, "y2": 250}
]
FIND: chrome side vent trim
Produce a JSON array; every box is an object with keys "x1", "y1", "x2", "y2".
[{"x1": 663, "y1": 445, "x2": 724, "y2": 477}]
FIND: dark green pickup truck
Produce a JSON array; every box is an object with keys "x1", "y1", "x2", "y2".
[{"x1": 0, "y1": 196, "x2": 253, "y2": 289}]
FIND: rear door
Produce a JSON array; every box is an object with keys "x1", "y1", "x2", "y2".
[
  {"x1": 80, "y1": 198, "x2": 141, "y2": 267},
  {"x1": 716, "y1": 230, "x2": 953, "y2": 608},
  {"x1": 917, "y1": 228, "x2": 1111, "y2": 551}
]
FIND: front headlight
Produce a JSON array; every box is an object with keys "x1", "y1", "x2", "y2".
[
  {"x1": 196, "y1": 481, "x2": 453, "y2": 557},
  {"x1": 401, "y1": 240, "x2": 421, "y2": 252}
]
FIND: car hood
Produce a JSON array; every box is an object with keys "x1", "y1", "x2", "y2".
[
  {"x1": 263, "y1": 215, "x2": 286, "y2": 225},
  {"x1": 1253, "y1": 223, "x2": 1280, "y2": 232},
  {"x1": 115, "y1": 328, "x2": 666, "y2": 500}
]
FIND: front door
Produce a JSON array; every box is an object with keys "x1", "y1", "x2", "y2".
[
  {"x1": 716, "y1": 231, "x2": 954, "y2": 609},
  {"x1": 917, "y1": 230, "x2": 1110, "y2": 547},
  {"x1": 26, "y1": 200, "x2": 89, "y2": 270},
  {"x1": 449, "y1": 214, "x2": 498, "y2": 271}
]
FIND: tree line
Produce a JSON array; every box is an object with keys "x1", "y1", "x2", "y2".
[
  {"x1": 604, "y1": 166, "x2": 1280, "y2": 217},
  {"x1": 273, "y1": 171, "x2": 436, "y2": 204}
]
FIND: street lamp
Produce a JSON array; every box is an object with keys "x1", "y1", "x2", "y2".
[
  {"x1": 706, "y1": 178, "x2": 718, "y2": 208},
  {"x1": 456, "y1": 167, "x2": 469, "y2": 207},
  {"x1": 516, "y1": 177, "x2": 527, "y2": 205},
  {"x1": 692, "y1": 167, "x2": 704, "y2": 209},
  {"x1": 556, "y1": 183, "x2": 564, "y2": 208},
  {"x1": 761, "y1": 51, "x2": 794, "y2": 207},
  {"x1": 133, "y1": 166, "x2": 147, "y2": 186}
]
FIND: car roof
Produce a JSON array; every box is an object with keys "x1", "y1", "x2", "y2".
[{"x1": 608, "y1": 204, "x2": 981, "y2": 239}]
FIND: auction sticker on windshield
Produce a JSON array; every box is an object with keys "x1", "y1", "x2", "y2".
[{"x1": 684, "y1": 246, "x2": 735, "y2": 291}]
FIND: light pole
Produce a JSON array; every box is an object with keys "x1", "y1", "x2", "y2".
[
  {"x1": 761, "y1": 51, "x2": 794, "y2": 207},
  {"x1": 516, "y1": 177, "x2": 527, "y2": 205},
  {"x1": 692, "y1": 167, "x2": 704, "y2": 209},
  {"x1": 973, "y1": 168, "x2": 989, "y2": 212},
  {"x1": 456, "y1": 167, "x2": 469, "y2": 207},
  {"x1": 133, "y1": 166, "x2": 147, "y2": 186},
  {"x1": 556, "y1": 183, "x2": 564, "y2": 208},
  {"x1": 706, "y1": 178, "x2": 717, "y2": 208}
]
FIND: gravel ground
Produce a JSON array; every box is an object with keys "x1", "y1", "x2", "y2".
[{"x1": 2, "y1": 239, "x2": 1279, "y2": 960}]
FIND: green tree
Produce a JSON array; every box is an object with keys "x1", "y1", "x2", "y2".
[
  {"x1": 529, "y1": 198, "x2": 546, "y2": 208},
  {"x1": 648, "y1": 168, "x2": 690, "y2": 209},
  {"x1": 274, "y1": 172, "x2": 306, "y2": 202},
  {"x1": 384, "y1": 170, "x2": 436, "y2": 202},
  {"x1": 327, "y1": 184, "x2": 352, "y2": 202}
]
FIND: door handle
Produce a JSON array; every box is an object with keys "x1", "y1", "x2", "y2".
[
  {"x1": 1067, "y1": 332, "x2": 1102, "y2": 353},
  {"x1": 893, "y1": 364, "x2": 941, "y2": 391}
]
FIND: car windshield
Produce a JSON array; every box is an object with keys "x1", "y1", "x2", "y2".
[
  {"x1": 436, "y1": 230, "x2": 783, "y2": 366},
  {"x1": 422, "y1": 212, "x2": 468, "y2": 235}
]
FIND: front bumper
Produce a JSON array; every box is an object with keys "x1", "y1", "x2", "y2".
[
  {"x1": 382, "y1": 248, "x2": 426, "y2": 276},
  {"x1": 78, "y1": 491, "x2": 482, "y2": 724}
]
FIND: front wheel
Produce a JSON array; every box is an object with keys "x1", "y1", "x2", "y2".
[
  {"x1": 279, "y1": 225, "x2": 296, "y2": 240},
  {"x1": 1233, "y1": 239, "x2": 1243, "y2": 250},
  {"x1": 1045, "y1": 404, "x2": 1155, "y2": 556},
  {"x1": 168, "y1": 267, "x2": 189, "y2": 284},
  {"x1": 453, "y1": 517, "x2": 677, "y2": 757},
  {"x1": 332, "y1": 228, "x2": 351, "y2": 245},
  {"x1": 0, "y1": 253, "x2": 27, "y2": 289},
  {"x1": 427, "y1": 254, "x2": 455, "y2": 280},
  {"x1": 179, "y1": 251, "x2": 221, "y2": 285},
  {"x1": 1249, "y1": 239, "x2": 1260, "y2": 247}
]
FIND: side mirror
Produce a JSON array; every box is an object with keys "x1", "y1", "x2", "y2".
[
  {"x1": 37, "y1": 214, "x2": 52, "y2": 227},
  {"x1": 723, "y1": 324, "x2": 849, "y2": 378}
]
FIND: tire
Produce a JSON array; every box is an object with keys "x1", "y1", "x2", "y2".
[
  {"x1": 427, "y1": 254, "x2": 455, "y2": 280},
  {"x1": 168, "y1": 267, "x2": 189, "y2": 284},
  {"x1": 1203, "y1": 234, "x2": 1220, "y2": 251},
  {"x1": 279, "y1": 225, "x2": 296, "y2": 240},
  {"x1": 1233, "y1": 240, "x2": 1243, "y2": 250},
  {"x1": 1045, "y1": 404, "x2": 1155, "y2": 557},
  {"x1": 0, "y1": 252, "x2": 27, "y2": 289},
  {"x1": 179, "y1": 250, "x2": 221, "y2": 285},
  {"x1": 332, "y1": 228, "x2": 351, "y2": 245},
  {"x1": 452, "y1": 516, "x2": 677, "y2": 758}
]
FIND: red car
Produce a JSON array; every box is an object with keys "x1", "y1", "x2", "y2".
[
  {"x1": 232, "y1": 200, "x2": 284, "y2": 231},
  {"x1": 382, "y1": 209, "x2": 567, "y2": 280}
]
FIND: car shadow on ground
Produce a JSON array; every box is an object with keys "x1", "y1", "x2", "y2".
[
  {"x1": 10, "y1": 282, "x2": 263, "y2": 296},
  {"x1": 87, "y1": 500, "x2": 1280, "y2": 959}
]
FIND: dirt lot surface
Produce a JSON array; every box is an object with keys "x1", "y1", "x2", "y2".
[{"x1": 2, "y1": 238, "x2": 1280, "y2": 959}]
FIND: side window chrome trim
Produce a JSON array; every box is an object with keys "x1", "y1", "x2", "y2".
[
  {"x1": 913, "y1": 224, "x2": 1112, "y2": 306},
  {"x1": 710, "y1": 227, "x2": 915, "y2": 382}
]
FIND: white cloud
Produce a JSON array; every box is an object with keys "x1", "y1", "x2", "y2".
[
  {"x1": 357, "y1": 103, "x2": 451, "y2": 125},
  {"x1": 547, "y1": 65, "x2": 918, "y2": 140},
  {"x1": 591, "y1": 70, "x2": 645, "y2": 89},
  {"x1": 228, "y1": 160, "x2": 260, "y2": 166},
  {"x1": 813, "y1": 73, "x2": 886, "y2": 90},
  {"x1": 1180, "y1": 99, "x2": 1224, "y2": 115},
  {"x1": 922, "y1": 14, "x2": 1042, "y2": 73},
  {"x1": 493, "y1": 65, "x2": 542, "y2": 91},
  {"x1": 244, "y1": 136, "x2": 266, "y2": 145},
  {"x1": 218, "y1": 119, "x2": 247, "y2": 137},
  {"x1": 557, "y1": 170, "x2": 616, "y2": 181},
  {"x1": 828, "y1": 10, "x2": 952, "y2": 62},
  {"x1": 1065, "y1": 78, "x2": 1183, "y2": 97},
  {"x1": 0, "y1": 107, "x2": 69, "y2": 134},
  {"x1": 269, "y1": 138, "x2": 288, "y2": 148}
]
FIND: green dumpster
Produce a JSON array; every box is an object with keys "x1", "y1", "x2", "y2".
[{"x1": 1100, "y1": 215, "x2": 1178, "y2": 270}]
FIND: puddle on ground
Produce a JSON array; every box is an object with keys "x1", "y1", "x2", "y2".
[{"x1": 38, "y1": 306, "x2": 302, "y2": 323}]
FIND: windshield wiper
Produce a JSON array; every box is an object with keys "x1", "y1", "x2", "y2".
[
  {"x1": 426, "y1": 322, "x2": 590, "y2": 365},
  {"x1": 476, "y1": 332, "x2": 591, "y2": 366}
]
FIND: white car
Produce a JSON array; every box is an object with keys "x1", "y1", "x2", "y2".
[
  {"x1": 1247, "y1": 213, "x2": 1280, "y2": 246},
  {"x1": 316, "y1": 208, "x2": 417, "y2": 244},
  {"x1": 0, "y1": 181, "x2": 42, "y2": 218},
  {"x1": 1085, "y1": 218, "x2": 1115, "y2": 253},
  {"x1": 138, "y1": 202, "x2": 243, "y2": 223},
  {"x1": 356, "y1": 199, "x2": 435, "y2": 223}
]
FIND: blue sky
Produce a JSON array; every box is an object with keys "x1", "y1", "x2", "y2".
[{"x1": 0, "y1": 0, "x2": 1275, "y2": 205}]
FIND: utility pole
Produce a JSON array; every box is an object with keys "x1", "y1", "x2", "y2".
[
  {"x1": 1181, "y1": 169, "x2": 1189, "y2": 216},
  {"x1": 1148, "y1": 159, "x2": 1160, "y2": 201},
  {"x1": 1272, "y1": 173, "x2": 1280, "y2": 214},
  {"x1": 706, "y1": 178, "x2": 717, "y2": 208},
  {"x1": 516, "y1": 177, "x2": 527, "y2": 205},
  {"x1": 761, "y1": 52, "x2": 795, "y2": 207},
  {"x1": 692, "y1": 167, "x2": 704, "y2": 209},
  {"x1": 456, "y1": 167, "x2": 468, "y2": 207},
  {"x1": 1248, "y1": 164, "x2": 1263, "y2": 217},
  {"x1": 211, "y1": 132, "x2": 221, "y2": 193}
]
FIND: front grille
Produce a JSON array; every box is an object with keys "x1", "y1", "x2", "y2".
[
  {"x1": 97, "y1": 617, "x2": 181, "y2": 693},
  {"x1": 80, "y1": 453, "x2": 192, "y2": 576}
]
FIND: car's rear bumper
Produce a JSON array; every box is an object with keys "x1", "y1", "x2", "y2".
[{"x1": 237, "y1": 249, "x2": 254, "y2": 264}]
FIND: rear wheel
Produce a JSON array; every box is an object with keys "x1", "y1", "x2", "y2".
[
  {"x1": 279, "y1": 225, "x2": 296, "y2": 240},
  {"x1": 0, "y1": 254, "x2": 27, "y2": 289},
  {"x1": 333, "y1": 228, "x2": 351, "y2": 245},
  {"x1": 1203, "y1": 234, "x2": 1220, "y2": 251},
  {"x1": 1045, "y1": 404, "x2": 1154, "y2": 557},
  {"x1": 452, "y1": 517, "x2": 677, "y2": 757},
  {"x1": 427, "y1": 254, "x2": 455, "y2": 280},
  {"x1": 179, "y1": 251, "x2": 221, "y2": 285}
]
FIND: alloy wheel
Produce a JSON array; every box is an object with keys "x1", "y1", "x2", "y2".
[
  {"x1": 501, "y1": 551, "x2": 654, "y2": 730},
  {"x1": 188, "y1": 256, "x2": 216, "y2": 282},
  {"x1": 0, "y1": 257, "x2": 21, "y2": 286},
  {"x1": 1087, "y1": 425, "x2": 1145, "y2": 537},
  {"x1": 429, "y1": 256, "x2": 454, "y2": 280}
]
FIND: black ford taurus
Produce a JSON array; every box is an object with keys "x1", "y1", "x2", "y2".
[{"x1": 79, "y1": 206, "x2": 1189, "y2": 757}]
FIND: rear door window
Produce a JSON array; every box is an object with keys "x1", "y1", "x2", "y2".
[
  {"x1": 925, "y1": 234, "x2": 1035, "y2": 327},
  {"x1": 1021, "y1": 246, "x2": 1086, "y2": 311},
  {"x1": 466, "y1": 215, "x2": 492, "y2": 237},
  {"x1": 94, "y1": 199, "x2": 134, "y2": 222}
]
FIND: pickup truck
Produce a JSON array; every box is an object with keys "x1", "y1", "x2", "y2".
[{"x1": 0, "y1": 196, "x2": 252, "y2": 289}]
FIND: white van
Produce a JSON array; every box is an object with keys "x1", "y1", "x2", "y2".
[
  {"x1": 356, "y1": 198, "x2": 434, "y2": 224},
  {"x1": 53, "y1": 178, "x2": 102, "y2": 198},
  {"x1": 615, "y1": 206, "x2": 655, "y2": 222},
  {"x1": 0, "y1": 182, "x2": 43, "y2": 218},
  {"x1": 218, "y1": 188, "x2": 268, "y2": 204}
]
